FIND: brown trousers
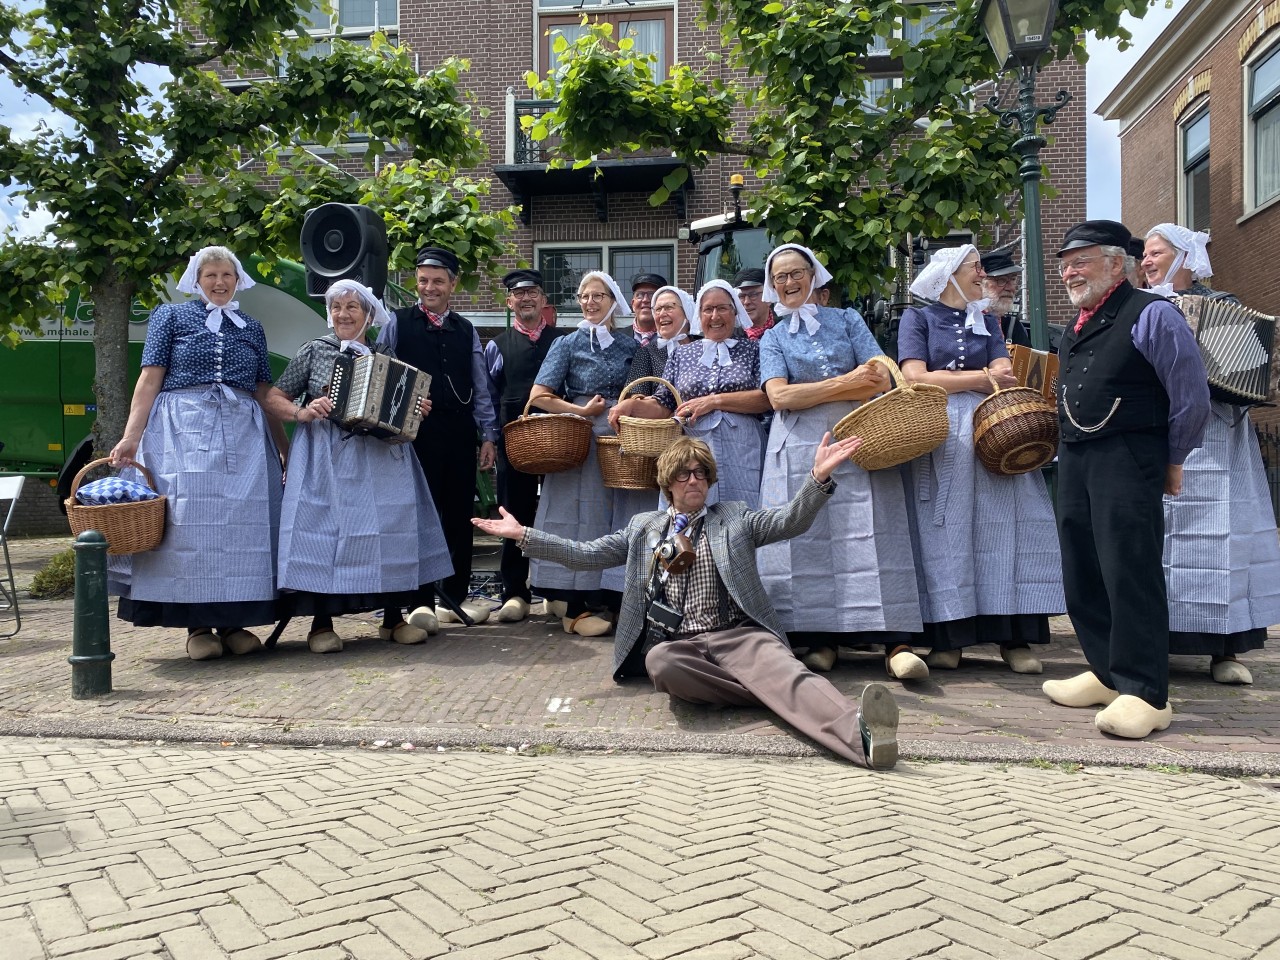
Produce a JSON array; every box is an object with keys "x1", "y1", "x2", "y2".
[{"x1": 645, "y1": 624, "x2": 868, "y2": 766}]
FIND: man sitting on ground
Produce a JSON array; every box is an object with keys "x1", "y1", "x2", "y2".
[{"x1": 472, "y1": 433, "x2": 902, "y2": 769}]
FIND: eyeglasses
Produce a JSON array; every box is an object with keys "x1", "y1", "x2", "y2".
[
  {"x1": 576, "y1": 292, "x2": 613, "y2": 304},
  {"x1": 632, "y1": 291, "x2": 654, "y2": 302},
  {"x1": 700, "y1": 304, "x2": 735, "y2": 317},
  {"x1": 652, "y1": 303, "x2": 683, "y2": 314},
  {"x1": 770, "y1": 268, "x2": 812, "y2": 286},
  {"x1": 985, "y1": 274, "x2": 1018, "y2": 287},
  {"x1": 1058, "y1": 255, "x2": 1104, "y2": 275},
  {"x1": 959, "y1": 260, "x2": 982, "y2": 273},
  {"x1": 737, "y1": 290, "x2": 762, "y2": 302},
  {"x1": 510, "y1": 288, "x2": 543, "y2": 300},
  {"x1": 673, "y1": 467, "x2": 710, "y2": 482}
]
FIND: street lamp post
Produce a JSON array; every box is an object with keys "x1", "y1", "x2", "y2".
[{"x1": 977, "y1": 0, "x2": 1070, "y2": 352}]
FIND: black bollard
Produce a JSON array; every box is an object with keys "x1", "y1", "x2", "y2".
[{"x1": 69, "y1": 530, "x2": 114, "y2": 698}]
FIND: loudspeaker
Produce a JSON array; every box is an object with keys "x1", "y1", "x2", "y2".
[{"x1": 300, "y1": 203, "x2": 388, "y2": 301}]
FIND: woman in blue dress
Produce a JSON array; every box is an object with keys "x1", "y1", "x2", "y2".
[
  {"x1": 262, "y1": 280, "x2": 453, "y2": 654},
  {"x1": 757, "y1": 244, "x2": 926, "y2": 679},
  {"x1": 1142, "y1": 223, "x2": 1280, "y2": 685},
  {"x1": 614, "y1": 280, "x2": 770, "y2": 508},
  {"x1": 897, "y1": 245, "x2": 1064, "y2": 675},
  {"x1": 526, "y1": 271, "x2": 638, "y2": 637},
  {"x1": 108, "y1": 246, "x2": 286, "y2": 661}
]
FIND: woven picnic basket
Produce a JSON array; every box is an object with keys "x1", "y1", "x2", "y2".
[
  {"x1": 972, "y1": 369, "x2": 1059, "y2": 476},
  {"x1": 502, "y1": 397, "x2": 593, "y2": 475},
  {"x1": 832, "y1": 356, "x2": 949, "y2": 470},
  {"x1": 597, "y1": 435, "x2": 658, "y2": 490},
  {"x1": 616, "y1": 376, "x2": 685, "y2": 458},
  {"x1": 65, "y1": 458, "x2": 167, "y2": 556}
]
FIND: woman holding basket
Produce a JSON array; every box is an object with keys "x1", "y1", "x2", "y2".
[
  {"x1": 108, "y1": 245, "x2": 286, "y2": 661},
  {"x1": 614, "y1": 280, "x2": 770, "y2": 508},
  {"x1": 896, "y1": 246, "x2": 1064, "y2": 675},
  {"x1": 757, "y1": 244, "x2": 926, "y2": 678},
  {"x1": 261, "y1": 279, "x2": 453, "y2": 654},
  {"x1": 526, "y1": 271, "x2": 638, "y2": 637}
]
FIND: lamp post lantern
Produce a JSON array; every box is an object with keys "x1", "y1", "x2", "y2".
[{"x1": 977, "y1": 0, "x2": 1070, "y2": 352}]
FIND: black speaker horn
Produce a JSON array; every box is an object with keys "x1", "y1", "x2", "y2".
[{"x1": 300, "y1": 203, "x2": 388, "y2": 301}]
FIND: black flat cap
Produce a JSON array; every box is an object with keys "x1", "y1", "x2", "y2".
[
  {"x1": 415, "y1": 246, "x2": 459, "y2": 274},
  {"x1": 1057, "y1": 220, "x2": 1131, "y2": 257},
  {"x1": 980, "y1": 251, "x2": 1022, "y2": 277},
  {"x1": 1126, "y1": 236, "x2": 1145, "y2": 260},
  {"x1": 502, "y1": 268, "x2": 544, "y2": 291},
  {"x1": 631, "y1": 272, "x2": 668, "y2": 290},
  {"x1": 733, "y1": 267, "x2": 766, "y2": 288}
]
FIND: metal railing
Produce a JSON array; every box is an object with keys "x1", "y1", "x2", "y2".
[{"x1": 504, "y1": 90, "x2": 559, "y2": 165}]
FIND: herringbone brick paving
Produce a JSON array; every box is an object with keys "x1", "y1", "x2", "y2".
[
  {"x1": 2, "y1": 537, "x2": 1278, "y2": 773},
  {"x1": 1, "y1": 739, "x2": 1279, "y2": 959}
]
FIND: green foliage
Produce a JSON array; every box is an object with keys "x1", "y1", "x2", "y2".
[
  {"x1": 0, "y1": 0, "x2": 515, "y2": 448},
  {"x1": 29, "y1": 548, "x2": 74, "y2": 600},
  {"x1": 529, "y1": 0, "x2": 1162, "y2": 296}
]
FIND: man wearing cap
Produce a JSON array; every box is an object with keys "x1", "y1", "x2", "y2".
[
  {"x1": 378, "y1": 246, "x2": 500, "y2": 628},
  {"x1": 979, "y1": 250, "x2": 1031, "y2": 347},
  {"x1": 631, "y1": 272, "x2": 666, "y2": 346},
  {"x1": 483, "y1": 269, "x2": 567, "y2": 623},
  {"x1": 1045, "y1": 219, "x2": 1210, "y2": 739},
  {"x1": 735, "y1": 267, "x2": 775, "y2": 341}
]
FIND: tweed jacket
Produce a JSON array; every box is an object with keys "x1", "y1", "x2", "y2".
[{"x1": 523, "y1": 476, "x2": 835, "y2": 680}]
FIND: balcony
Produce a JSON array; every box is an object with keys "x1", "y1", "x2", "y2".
[{"x1": 494, "y1": 88, "x2": 694, "y2": 226}]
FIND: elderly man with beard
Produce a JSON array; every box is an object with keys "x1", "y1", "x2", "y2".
[
  {"x1": 1044, "y1": 220, "x2": 1210, "y2": 740},
  {"x1": 484, "y1": 269, "x2": 567, "y2": 622},
  {"x1": 979, "y1": 250, "x2": 1030, "y2": 346}
]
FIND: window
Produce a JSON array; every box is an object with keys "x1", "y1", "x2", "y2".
[
  {"x1": 540, "y1": 6, "x2": 673, "y2": 82},
  {"x1": 1250, "y1": 44, "x2": 1280, "y2": 208},
  {"x1": 537, "y1": 244, "x2": 676, "y2": 313},
  {"x1": 863, "y1": 2, "x2": 953, "y2": 107},
  {"x1": 1180, "y1": 107, "x2": 1209, "y2": 232},
  {"x1": 297, "y1": 1, "x2": 398, "y2": 39}
]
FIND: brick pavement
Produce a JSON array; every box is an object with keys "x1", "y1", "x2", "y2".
[
  {"x1": 1, "y1": 739, "x2": 1279, "y2": 960},
  {"x1": 3, "y1": 536, "x2": 1280, "y2": 773}
]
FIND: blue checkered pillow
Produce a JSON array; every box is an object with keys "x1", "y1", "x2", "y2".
[{"x1": 76, "y1": 477, "x2": 160, "y2": 506}]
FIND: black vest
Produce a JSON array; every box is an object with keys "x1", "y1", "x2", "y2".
[
  {"x1": 393, "y1": 305, "x2": 476, "y2": 416},
  {"x1": 492, "y1": 326, "x2": 566, "y2": 427},
  {"x1": 1057, "y1": 282, "x2": 1169, "y2": 444}
]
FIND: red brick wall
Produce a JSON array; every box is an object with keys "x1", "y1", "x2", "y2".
[{"x1": 1117, "y1": 5, "x2": 1280, "y2": 427}]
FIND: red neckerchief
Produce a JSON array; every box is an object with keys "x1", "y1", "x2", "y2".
[
  {"x1": 1072, "y1": 280, "x2": 1124, "y2": 334},
  {"x1": 512, "y1": 317, "x2": 546, "y2": 343},
  {"x1": 416, "y1": 304, "x2": 446, "y2": 329},
  {"x1": 746, "y1": 316, "x2": 775, "y2": 341}
]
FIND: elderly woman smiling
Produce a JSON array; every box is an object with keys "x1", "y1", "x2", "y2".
[
  {"x1": 756, "y1": 244, "x2": 926, "y2": 679},
  {"x1": 261, "y1": 279, "x2": 453, "y2": 654},
  {"x1": 618, "y1": 280, "x2": 770, "y2": 508},
  {"x1": 108, "y1": 245, "x2": 287, "y2": 661},
  {"x1": 615, "y1": 284, "x2": 698, "y2": 394},
  {"x1": 896, "y1": 245, "x2": 1064, "y2": 676},
  {"x1": 526, "y1": 271, "x2": 638, "y2": 637}
]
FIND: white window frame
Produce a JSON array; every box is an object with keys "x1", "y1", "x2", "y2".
[
  {"x1": 535, "y1": 241, "x2": 678, "y2": 316},
  {"x1": 1244, "y1": 32, "x2": 1280, "y2": 216},
  {"x1": 864, "y1": 1, "x2": 957, "y2": 108},
  {"x1": 532, "y1": 0, "x2": 676, "y2": 80},
  {"x1": 1178, "y1": 101, "x2": 1210, "y2": 232}
]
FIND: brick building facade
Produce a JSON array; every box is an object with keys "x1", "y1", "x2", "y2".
[
  {"x1": 1098, "y1": 0, "x2": 1280, "y2": 431},
  {"x1": 289, "y1": 0, "x2": 1086, "y2": 326}
]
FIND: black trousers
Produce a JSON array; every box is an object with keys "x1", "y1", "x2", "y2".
[
  {"x1": 411, "y1": 412, "x2": 478, "y2": 609},
  {"x1": 1057, "y1": 432, "x2": 1170, "y2": 708},
  {"x1": 496, "y1": 438, "x2": 540, "y2": 603}
]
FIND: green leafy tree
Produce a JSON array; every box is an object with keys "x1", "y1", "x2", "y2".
[
  {"x1": 527, "y1": 0, "x2": 1160, "y2": 296},
  {"x1": 0, "y1": 1, "x2": 516, "y2": 452}
]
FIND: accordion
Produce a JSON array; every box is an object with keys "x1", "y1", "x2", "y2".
[
  {"x1": 327, "y1": 351, "x2": 432, "y2": 443},
  {"x1": 1008, "y1": 344, "x2": 1060, "y2": 403},
  {"x1": 1176, "y1": 295, "x2": 1278, "y2": 406}
]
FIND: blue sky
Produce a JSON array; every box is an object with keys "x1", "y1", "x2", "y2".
[{"x1": 1, "y1": 2, "x2": 1183, "y2": 237}]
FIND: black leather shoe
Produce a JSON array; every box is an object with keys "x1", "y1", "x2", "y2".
[{"x1": 857, "y1": 682, "x2": 900, "y2": 770}]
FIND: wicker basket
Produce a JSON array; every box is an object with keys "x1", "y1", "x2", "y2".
[
  {"x1": 597, "y1": 435, "x2": 659, "y2": 490},
  {"x1": 65, "y1": 458, "x2": 167, "y2": 556},
  {"x1": 503, "y1": 397, "x2": 593, "y2": 475},
  {"x1": 616, "y1": 376, "x2": 685, "y2": 458},
  {"x1": 973, "y1": 369, "x2": 1059, "y2": 476},
  {"x1": 832, "y1": 356, "x2": 950, "y2": 471}
]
